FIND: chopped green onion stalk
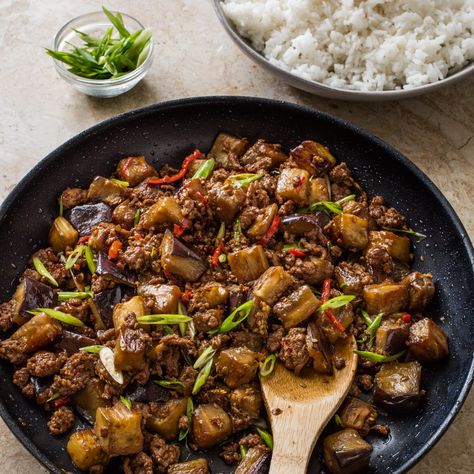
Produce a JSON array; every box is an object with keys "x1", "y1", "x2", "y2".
[
  {"x1": 283, "y1": 240, "x2": 301, "y2": 252},
  {"x1": 58, "y1": 197, "x2": 63, "y2": 217},
  {"x1": 79, "y1": 345, "x2": 104, "y2": 354},
  {"x1": 361, "y1": 309, "x2": 373, "y2": 327},
  {"x1": 367, "y1": 313, "x2": 383, "y2": 348},
  {"x1": 233, "y1": 217, "x2": 242, "y2": 240},
  {"x1": 192, "y1": 158, "x2": 215, "y2": 179},
  {"x1": 110, "y1": 178, "x2": 129, "y2": 187},
  {"x1": 150, "y1": 247, "x2": 157, "y2": 258},
  {"x1": 260, "y1": 354, "x2": 276, "y2": 377},
  {"x1": 334, "y1": 413, "x2": 343, "y2": 427},
  {"x1": 193, "y1": 346, "x2": 216, "y2": 370},
  {"x1": 58, "y1": 291, "x2": 94, "y2": 301},
  {"x1": 155, "y1": 380, "x2": 184, "y2": 389},
  {"x1": 218, "y1": 253, "x2": 227, "y2": 263},
  {"x1": 137, "y1": 314, "x2": 192, "y2": 325},
  {"x1": 179, "y1": 397, "x2": 194, "y2": 441},
  {"x1": 84, "y1": 246, "x2": 96, "y2": 273},
  {"x1": 188, "y1": 320, "x2": 196, "y2": 339},
  {"x1": 298, "y1": 194, "x2": 356, "y2": 216},
  {"x1": 209, "y1": 300, "x2": 254, "y2": 335},
  {"x1": 47, "y1": 392, "x2": 60, "y2": 403},
  {"x1": 65, "y1": 246, "x2": 85, "y2": 270},
  {"x1": 33, "y1": 257, "x2": 58, "y2": 287},
  {"x1": 177, "y1": 301, "x2": 187, "y2": 337},
  {"x1": 318, "y1": 295, "x2": 355, "y2": 313},
  {"x1": 216, "y1": 221, "x2": 226, "y2": 242},
  {"x1": 163, "y1": 325, "x2": 174, "y2": 335},
  {"x1": 336, "y1": 194, "x2": 356, "y2": 204},
  {"x1": 383, "y1": 227, "x2": 427, "y2": 242},
  {"x1": 134, "y1": 209, "x2": 141, "y2": 227},
  {"x1": 120, "y1": 396, "x2": 132, "y2": 409},
  {"x1": 256, "y1": 427, "x2": 273, "y2": 450},
  {"x1": 239, "y1": 445, "x2": 248, "y2": 459},
  {"x1": 229, "y1": 173, "x2": 263, "y2": 189},
  {"x1": 192, "y1": 358, "x2": 213, "y2": 395},
  {"x1": 32, "y1": 308, "x2": 85, "y2": 327},
  {"x1": 355, "y1": 350, "x2": 406, "y2": 363}
]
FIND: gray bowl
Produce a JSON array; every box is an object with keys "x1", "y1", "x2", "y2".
[{"x1": 213, "y1": 0, "x2": 474, "y2": 101}]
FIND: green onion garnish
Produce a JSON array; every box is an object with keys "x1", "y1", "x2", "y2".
[
  {"x1": 283, "y1": 240, "x2": 301, "y2": 252},
  {"x1": 355, "y1": 350, "x2": 406, "y2": 363},
  {"x1": 79, "y1": 345, "x2": 104, "y2": 354},
  {"x1": 334, "y1": 413, "x2": 343, "y2": 427},
  {"x1": 229, "y1": 173, "x2": 263, "y2": 189},
  {"x1": 120, "y1": 396, "x2": 132, "y2": 409},
  {"x1": 260, "y1": 354, "x2": 276, "y2": 377},
  {"x1": 361, "y1": 309, "x2": 373, "y2": 327},
  {"x1": 163, "y1": 325, "x2": 174, "y2": 335},
  {"x1": 136, "y1": 314, "x2": 192, "y2": 325},
  {"x1": 177, "y1": 301, "x2": 187, "y2": 337},
  {"x1": 58, "y1": 291, "x2": 94, "y2": 301},
  {"x1": 383, "y1": 227, "x2": 427, "y2": 242},
  {"x1": 218, "y1": 253, "x2": 227, "y2": 263},
  {"x1": 134, "y1": 209, "x2": 141, "y2": 227},
  {"x1": 47, "y1": 392, "x2": 60, "y2": 403},
  {"x1": 178, "y1": 397, "x2": 194, "y2": 441},
  {"x1": 31, "y1": 308, "x2": 85, "y2": 327},
  {"x1": 46, "y1": 7, "x2": 152, "y2": 80},
  {"x1": 192, "y1": 357, "x2": 213, "y2": 395},
  {"x1": 154, "y1": 380, "x2": 185, "y2": 390},
  {"x1": 58, "y1": 197, "x2": 63, "y2": 217},
  {"x1": 84, "y1": 246, "x2": 96, "y2": 273},
  {"x1": 216, "y1": 221, "x2": 226, "y2": 242},
  {"x1": 240, "y1": 445, "x2": 248, "y2": 459},
  {"x1": 150, "y1": 247, "x2": 157, "y2": 258},
  {"x1": 318, "y1": 295, "x2": 355, "y2": 313},
  {"x1": 65, "y1": 246, "x2": 85, "y2": 270},
  {"x1": 298, "y1": 194, "x2": 356, "y2": 216},
  {"x1": 193, "y1": 346, "x2": 216, "y2": 370},
  {"x1": 209, "y1": 300, "x2": 254, "y2": 335},
  {"x1": 233, "y1": 217, "x2": 242, "y2": 240},
  {"x1": 192, "y1": 158, "x2": 215, "y2": 179},
  {"x1": 367, "y1": 313, "x2": 383, "y2": 349},
  {"x1": 33, "y1": 257, "x2": 58, "y2": 287},
  {"x1": 110, "y1": 178, "x2": 129, "y2": 187},
  {"x1": 256, "y1": 427, "x2": 273, "y2": 450}
]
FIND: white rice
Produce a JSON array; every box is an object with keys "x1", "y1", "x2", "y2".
[{"x1": 221, "y1": 0, "x2": 474, "y2": 91}]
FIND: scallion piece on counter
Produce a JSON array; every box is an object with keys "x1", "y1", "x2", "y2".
[
  {"x1": 178, "y1": 397, "x2": 194, "y2": 441},
  {"x1": 33, "y1": 257, "x2": 58, "y2": 287},
  {"x1": 209, "y1": 300, "x2": 254, "y2": 335},
  {"x1": 58, "y1": 291, "x2": 94, "y2": 301},
  {"x1": 154, "y1": 380, "x2": 184, "y2": 390},
  {"x1": 318, "y1": 295, "x2": 355, "y2": 313},
  {"x1": 192, "y1": 357, "x2": 213, "y2": 395},
  {"x1": 383, "y1": 226, "x2": 427, "y2": 242},
  {"x1": 32, "y1": 308, "x2": 85, "y2": 327},
  {"x1": 120, "y1": 396, "x2": 132, "y2": 409},
  {"x1": 355, "y1": 350, "x2": 406, "y2": 363},
  {"x1": 260, "y1": 354, "x2": 276, "y2": 377},
  {"x1": 192, "y1": 158, "x2": 215, "y2": 179},
  {"x1": 193, "y1": 346, "x2": 216, "y2": 370},
  {"x1": 256, "y1": 427, "x2": 273, "y2": 450},
  {"x1": 229, "y1": 173, "x2": 263, "y2": 189},
  {"x1": 46, "y1": 7, "x2": 152, "y2": 80},
  {"x1": 134, "y1": 209, "x2": 141, "y2": 227},
  {"x1": 79, "y1": 345, "x2": 104, "y2": 354},
  {"x1": 136, "y1": 314, "x2": 192, "y2": 325}
]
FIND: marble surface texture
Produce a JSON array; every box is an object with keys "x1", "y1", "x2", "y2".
[{"x1": 0, "y1": 1, "x2": 473, "y2": 473}]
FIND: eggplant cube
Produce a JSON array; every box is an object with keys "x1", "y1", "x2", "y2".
[
  {"x1": 192, "y1": 403, "x2": 233, "y2": 448},
  {"x1": 193, "y1": 283, "x2": 229, "y2": 308},
  {"x1": 247, "y1": 203, "x2": 278, "y2": 240},
  {"x1": 407, "y1": 318, "x2": 449, "y2": 362},
  {"x1": 168, "y1": 458, "x2": 210, "y2": 474},
  {"x1": 213, "y1": 183, "x2": 246, "y2": 224},
  {"x1": 228, "y1": 245, "x2": 269, "y2": 283},
  {"x1": 374, "y1": 361, "x2": 422, "y2": 412},
  {"x1": 142, "y1": 197, "x2": 183, "y2": 228},
  {"x1": 207, "y1": 132, "x2": 249, "y2": 168},
  {"x1": 273, "y1": 285, "x2": 320, "y2": 329},
  {"x1": 114, "y1": 327, "x2": 146, "y2": 371},
  {"x1": 323, "y1": 428, "x2": 372, "y2": 474},
  {"x1": 306, "y1": 321, "x2": 334, "y2": 374},
  {"x1": 375, "y1": 319, "x2": 409, "y2": 356},
  {"x1": 117, "y1": 156, "x2": 156, "y2": 186},
  {"x1": 67, "y1": 202, "x2": 112, "y2": 236},
  {"x1": 309, "y1": 177, "x2": 330, "y2": 202},
  {"x1": 67, "y1": 429, "x2": 108, "y2": 471},
  {"x1": 276, "y1": 168, "x2": 310, "y2": 206},
  {"x1": 49, "y1": 216, "x2": 79, "y2": 253},
  {"x1": 160, "y1": 230, "x2": 207, "y2": 282},
  {"x1": 138, "y1": 284, "x2": 181, "y2": 314},
  {"x1": 229, "y1": 386, "x2": 262, "y2": 421},
  {"x1": 403, "y1": 272, "x2": 435, "y2": 311},
  {"x1": 367, "y1": 231, "x2": 410, "y2": 262},
  {"x1": 95, "y1": 402, "x2": 143, "y2": 456},
  {"x1": 87, "y1": 176, "x2": 128, "y2": 207},
  {"x1": 253, "y1": 266, "x2": 293, "y2": 306},
  {"x1": 240, "y1": 139, "x2": 287, "y2": 169},
  {"x1": 362, "y1": 283, "x2": 408, "y2": 315},
  {"x1": 338, "y1": 397, "x2": 378, "y2": 436},
  {"x1": 72, "y1": 380, "x2": 108, "y2": 422},
  {"x1": 216, "y1": 347, "x2": 259, "y2": 388},
  {"x1": 146, "y1": 398, "x2": 188, "y2": 441},
  {"x1": 113, "y1": 296, "x2": 145, "y2": 331},
  {"x1": 328, "y1": 213, "x2": 369, "y2": 251},
  {"x1": 290, "y1": 140, "x2": 337, "y2": 176},
  {"x1": 235, "y1": 447, "x2": 269, "y2": 474}
]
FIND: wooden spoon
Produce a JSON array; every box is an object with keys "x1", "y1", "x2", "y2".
[{"x1": 261, "y1": 335, "x2": 358, "y2": 474}]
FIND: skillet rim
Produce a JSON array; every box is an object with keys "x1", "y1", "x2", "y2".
[{"x1": 0, "y1": 95, "x2": 473, "y2": 474}]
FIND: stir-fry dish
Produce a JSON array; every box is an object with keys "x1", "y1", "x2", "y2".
[{"x1": 0, "y1": 134, "x2": 449, "y2": 474}]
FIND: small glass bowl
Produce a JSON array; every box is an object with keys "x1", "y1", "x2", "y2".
[{"x1": 52, "y1": 11, "x2": 153, "y2": 98}]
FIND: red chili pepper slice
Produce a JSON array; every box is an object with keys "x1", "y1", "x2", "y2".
[
  {"x1": 289, "y1": 249, "x2": 306, "y2": 257},
  {"x1": 321, "y1": 278, "x2": 345, "y2": 333},
  {"x1": 122, "y1": 157, "x2": 133, "y2": 173},
  {"x1": 211, "y1": 242, "x2": 225, "y2": 267},
  {"x1": 173, "y1": 224, "x2": 185, "y2": 237},
  {"x1": 259, "y1": 215, "x2": 281, "y2": 246},
  {"x1": 53, "y1": 396, "x2": 70, "y2": 408},
  {"x1": 321, "y1": 278, "x2": 331, "y2": 303},
  {"x1": 134, "y1": 233, "x2": 142, "y2": 241},
  {"x1": 163, "y1": 269, "x2": 180, "y2": 286},
  {"x1": 147, "y1": 149, "x2": 202, "y2": 186},
  {"x1": 78, "y1": 235, "x2": 90, "y2": 244},
  {"x1": 402, "y1": 313, "x2": 411, "y2": 323},
  {"x1": 295, "y1": 176, "x2": 306, "y2": 192},
  {"x1": 108, "y1": 240, "x2": 122, "y2": 260},
  {"x1": 195, "y1": 191, "x2": 208, "y2": 206}
]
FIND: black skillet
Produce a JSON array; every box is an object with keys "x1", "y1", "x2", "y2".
[{"x1": 0, "y1": 97, "x2": 473, "y2": 474}]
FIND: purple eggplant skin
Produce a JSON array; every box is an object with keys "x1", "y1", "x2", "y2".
[
  {"x1": 235, "y1": 448, "x2": 270, "y2": 474},
  {"x1": 280, "y1": 213, "x2": 329, "y2": 236},
  {"x1": 66, "y1": 202, "x2": 112, "y2": 236},
  {"x1": 93, "y1": 286, "x2": 123, "y2": 328},
  {"x1": 13, "y1": 277, "x2": 57, "y2": 322},
  {"x1": 124, "y1": 381, "x2": 170, "y2": 403},
  {"x1": 56, "y1": 330, "x2": 96, "y2": 355},
  {"x1": 95, "y1": 252, "x2": 135, "y2": 287}
]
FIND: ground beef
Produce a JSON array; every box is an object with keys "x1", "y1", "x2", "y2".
[
  {"x1": 371, "y1": 424, "x2": 391, "y2": 436},
  {"x1": 196, "y1": 387, "x2": 230, "y2": 410},
  {"x1": 266, "y1": 326, "x2": 285, "y2": 353},
  {"x1": 231, "y1": 331, "x2": 263, "y2": 352},
  {"x1": 49, "y1": 352, "x2": 95, "y2": 397},
  {"x1": 148, "y1": 435, "x2": 180, "y2": 473},
  {"x1": 60, "y1": 187, "x2": 88, "y2": 209},
  {"x1": 120, "y1": 238, "x2": 152, "y2": 271},
  {"x1": 364, "y1": 244, "x2": 395, "y2": 276},
  {"x1": 13, "y1": 367, "x2": 30, "y2": 388},
  {"x1": 369, "y1": 195, "x2": 406, "y2": 228},
  {"x1": 0, "y1": 339, "x2": 28, "y2": 365},
  {"x1": 32, "y1": 248, "x2": 69, "y2": 286},
  {"x1": 193, "y1": 309, "x2": 224, "y2": 333},
  {"x1": 88, "y1": 223, "x2": 120, "y2": 252},
  {"x1": 91, "y1": 274, "x2": 117, "y2": 293},
  {"x1": 123, "y1": 452, "x2": 154, "y2": 474},
  {"x1": 210, "y1": 334, "x2": 231, "y2": 351},
  {"x1": 335, "y1": 262, "x2": 373, "y2": 296},
  {"x1": 57, "y1": 298, "x2": 91, "y2": 324},
  {"x1": 329, "y1": 163, "x2": 364, "y2": 201},
  {"x1": 357, "y1": 374, "x2": 374, "y2": 391},
  {"x1": 245, "y1": 180, "x2": 271, "y2": 208},
  {"x1": 155, "y1": 345, "x2": 180, "y2": 378},
  {"x1": 288, "y1": 256, "x2": 334, "y2": 285},
  {"x1": 0, "y1": 301, "x2": 15, "y2": 332},
  {"x1": 278, "y1": 328, "x2": 310, "y2": 375},
  {"x1": 239, "y1": 433, "x2": 268, "y2": 451},
  {"x1": 113, "y1": 200, "x2": 137, "y2": 229},
  {"x1": 239, "y1": 205, "x2": 259, "y2": 229},
  {"x1": 47, "y1": 406, "x2": 75, "y2": 435},
  {"x1": 26, "y1": 351, "x2": 67, "y2": 377},
  {"x1": 220, "y1": 441, "x2": 241, "y2": 465}
]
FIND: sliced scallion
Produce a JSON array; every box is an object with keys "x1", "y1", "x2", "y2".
[
  {"x1": 209, "y1": 300, "x2": 254, "y2": 335},
  {"x1": 134, "y1": 209, "x2": 141, "y2": 227},
  {"x1": 84, "y1": 246, "x2": 96, "y2": 273},
  {"x1": 192, "y1": 357, "x2": 213, "y2": 395},
  {"x1": 355, "y1": 350, "x2": 406, "y2": 363},
  {"x1": 193, "y1": 346, "x2": 216, "y2": 370},
  {"x1": 233, "y1": 217, "x2": 242, "y2": 240},
  {"x1": 58, "y1": 291, "x2": 94, "y2": 301},
  {"x1": 229, "y1": 173, "x2": 263, "y2": 189},
  {"x1": 383, "y1": 226, "x2": 427, "y2": 242},
  {"x1": 136, "y1": 314, "x2": 192, "y2": 325},
  {"x1": 334, "y1": 413, "x2": 343, "y2": 427},
  {"x1": 154, "y1": 380, "x2": 184, "y2": 390},
  {"x1": 192, "y1": 158, "x2": 215, "y2": 179},
  {"x1": 240, "y1": 445, "x2": 248, "y2": 459},
  {"x1": 65, "y1": 246, "x2": 85, "y2": 270},
  {"x1": 110, "y1": 178, "x2": 129, "y2": 187},
  {"x1": 260, "y1": 354, "x2": 276, "y2": 377},
  {"x1": 33, "y1": 257, "x2": 58, "y2": 287},
  {"x1": 33, "y1": 308, "x2": 85, "y2": 327},
  {"x1": 178, "y1": 397, "x2": 194, "y2": 441},
  {"x1": 216, "y1": 221, "x2": 226, "y2": 242},
  {"x1": 79, "y1": 345, "x2": 104, "y2": 354},
  {"x1": 367, "y1": 313, "x2": 383, "y2": 348},
  {"x1": 58, "y1": 197, "x2": 63, "y2": 217},
  {"x1": 120, "y1": 396, "x2": 132, "y2": 409},
  {"x1": 256, "y1": 427, "x2": 273, "y2": 450},
  {"x1": 318, "y1": 295, "x2": 355, "y2": 313}
]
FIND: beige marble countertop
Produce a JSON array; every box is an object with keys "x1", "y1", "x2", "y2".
[{"x1": 0, "y1": 1, "x2": 473, "y2": 473}]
